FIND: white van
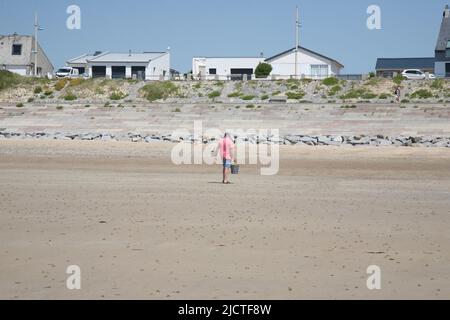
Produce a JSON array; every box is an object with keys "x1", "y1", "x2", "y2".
[{"x1": 55, "y1": 67, "x2": 80, "y2": 78}]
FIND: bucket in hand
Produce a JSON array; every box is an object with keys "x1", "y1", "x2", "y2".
[{"x1": 230, "y1": 164, "x2": 240, "y2": 174}]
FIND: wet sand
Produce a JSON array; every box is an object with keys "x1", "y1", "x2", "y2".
[{"x1": 0, "y1": 140, "x2": 449, "y2": 299}]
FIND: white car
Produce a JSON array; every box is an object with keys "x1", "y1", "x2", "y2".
[
  {"x1": 401, "y1": 69, "x2": 435, "y2": 80},
  {"x1": 55, "y1": 67, "x2": 79, "y2": 78}
]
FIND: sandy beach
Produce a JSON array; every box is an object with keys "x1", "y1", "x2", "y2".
[{"x1": 0, "y1": 140, "x2": 449, "y2": 299}]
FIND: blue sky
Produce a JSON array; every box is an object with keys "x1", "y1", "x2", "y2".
[{"x1": 0, "y1": 0, "x2": 448, "y2": 73}]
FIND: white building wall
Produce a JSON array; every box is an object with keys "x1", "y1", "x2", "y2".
[
  {"x1": 192, "y1": 57, "x2": 265, "y2": 80},
  {"x1": 146, "y1": 52, "x2": 170, "y2": 80},
  {"x1": 435, "y1": 61, "x2": 446, "y2": 78},
  {"x1": 268, "y1": 49, "x2": 342, "y2": 79},
  {"x1": 5, "y1": 66, "x2": 28, "y2": 76}
]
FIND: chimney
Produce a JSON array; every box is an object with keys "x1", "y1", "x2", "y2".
[
  {"x1": 445, "y1": 5, "x2": 450, "y2": 18},
  {"x1": 129, "y1": 49, "x2": 132, "y2": 56}
]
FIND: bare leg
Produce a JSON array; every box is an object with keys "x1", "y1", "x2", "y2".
[{"x1": 222, "y1": 167, "x2": 226, "y2": 183}]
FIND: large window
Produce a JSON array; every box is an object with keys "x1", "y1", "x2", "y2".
[
  {"x1": 311, "y1": 64, "x2": 328, "y2": 78},
  {"x1": 209, "y1": 68, "x2": 217, "y2": 75},
  {"x1": 446, "y1": 41, "x2": 450, "y2": 58},
  {"x1": 12, "y1": 44, "x2": 22, "y2": 55}
]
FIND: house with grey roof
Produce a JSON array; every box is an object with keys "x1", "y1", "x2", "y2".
[
  {"x1": 0, "y1": 33, "x2": 53, "y2": 76},
  {"x1": 435, "y1": 5, "x2": 450, "y2": 78},
  {"x1": 375, "y1": 58, "x2": 435, "y2": 78},
  {"x1": 67, "y1": 50, "x2": 170, "y2": 80},
  {"x1": 376, "y1": 5, "x2": 450, "y2": 78}
]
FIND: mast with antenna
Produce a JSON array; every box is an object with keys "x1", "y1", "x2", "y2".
[
  {"x1": 33, "y1": 12, "x2": 43, "y2": 76},
  {"x1": 294, "y1": 6, "x2": 300, "y2": 79}
]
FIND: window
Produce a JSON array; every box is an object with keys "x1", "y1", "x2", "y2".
[
  {"x1": 12, "y1": 44, "x2": 22, "y2": 55},
  {"x1": 310, "y1": 64, "x2": 328, "y2": 78},
  {"x1": 209, "y1": 68, "x2": 217, "y2": 75}
]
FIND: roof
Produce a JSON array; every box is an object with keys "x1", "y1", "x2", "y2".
[
  {"x1": 67, "y1": 52, "x2": 106, "y2": 64},
  {"x1": 88, "y1": 52, "x2": 167, "y2": 63},
  {"x1": 436, "y1": 5, "x2": 450, "y2": 51},
  {"x1": 193, "y1": 56, "x2": 264, "y2": 59},
  {"x1": 265, "y1": 46, "x2": 344, "y2": 68},
  {"x1": 375, "y1": 58, "x2": 435, "y2": 70}
]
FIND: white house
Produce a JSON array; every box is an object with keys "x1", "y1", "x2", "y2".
[
  {"x1": 265, "y1": 46, "x2": 344, "y2": 79},
  {"x1": 192, "y1": 46, "x2": 343, "y2": 80},
  {"x1": 0, "y1": 33, "x2": 53, "y2": 76},
  {"x1": 192, "y1": 56, "x2": 265, "y2": 80},
  {"x1": 67, "y1": 51, "x2": 170, "y2": 80}
]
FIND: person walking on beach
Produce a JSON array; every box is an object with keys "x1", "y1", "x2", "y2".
[
  {"x1": 217, "y1": 133, "x2": 235, "y2": 184},
  {"x1": 395, "y1": 86, "x2": 401, "y2": 103}
]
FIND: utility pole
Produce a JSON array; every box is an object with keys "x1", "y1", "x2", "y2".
[
  {"x1": 33, "y1": 12, "x2": 43, "y2": 76},
  {"x1": 294, "y1": 6, "x2": 300, "y2": 79}
]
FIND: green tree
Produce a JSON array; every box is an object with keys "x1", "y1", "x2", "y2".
[{"x1": 255, "y1": 63, "x2": 273, "y2": 78}]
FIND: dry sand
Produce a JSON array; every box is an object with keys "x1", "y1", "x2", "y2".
[{"x1": 0, "y1": 140, "x2": 449, "y2": 299}]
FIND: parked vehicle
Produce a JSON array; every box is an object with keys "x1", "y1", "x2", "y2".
[
  {"x1": 55, "y1": 67, "x2": 79, "y2": 78},
  {"x1": 401, "y1": 69, "x2": 435, "y2": 80}
]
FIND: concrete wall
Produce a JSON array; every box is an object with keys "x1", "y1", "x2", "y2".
[{"x1": 0, "y1": 35, "x2": 53, "y2": 76}]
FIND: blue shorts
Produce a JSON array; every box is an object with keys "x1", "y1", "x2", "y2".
[{"x1": 223, "y1": 159, "x2": 232, "y2": 168}]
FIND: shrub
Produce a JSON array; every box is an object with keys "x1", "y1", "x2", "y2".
[
  {"x1": 0, "y1": 70, "x2": 25, "y2": 91},
  {"x1": 340, "y1": 89, "x2": 373, "y2": 100},
  {"x1": 340, "y1": 104, "x2": 357, "y2": 109},
  {"x1": 208, "y1": 91, "x2": 221, "y2": 99},
  {"x1": 410, "y1": 89, "x2": 433, "y2": 99},
  {"x1": 227, "y1": 92, "x2": 241, "y2": 98},
  {"x1": 213, "y1": 81, "x2": 225, "y2": 87},
  {"x1": 84, "y1": 104, "x2": 90, "y2": 108},
  {"x1": 430, "y1": 79, "x2": 444, "y2": 90},
  {"x1": 56, "y1": 105, "x2": 63, "y2": 110},
  {"x1": 54, "y1": 78, "x2": 68, "y2": 91},
  {"x1": 63, "y1": 92, "x2": 77, "y2": 101},
  {"x1": 378, "y1": 93, "x2": 389, "y2": 99},
  {"x1": 140, "y1": 81, "x2": 178, "y2": 101},
  {"x1": 368, "y1": 72, "x2": 376, "y2": 78},
  {"x1": 44, "y1": 90, "x2": 53, "y2": 96},
  {"x1": 193, "y1": 82, "x2": 202, "y2": 89},
  {"x1": 241, "y1": 95, "x2": 256, "y2": 101},
  {"x1": 109, "y1": 91, "x2": 128, "y2": 100},
  {"x1": 393, "y1": 74, "x2": 405, "y2": 85},
  {"x1": 16, "y1": 102, "x2": 24, "y2": 108},
  {"x1": 322, "y1": 77, "x2": 339, "y2": 86},
  {"x1": 401, "y1": 99, "x2": 410, "y2": 103},
  {"x1": 362, "y1": 92, "x2": 377, "y2": 99},
  {"x1": 286, "y1": 91, "x2": 306, "y2": 100},
  {"x1": 33, "y1": 86, "x2": 42, "y2": 94},
  {"x1": 245, "y1": 104, "x2": 255, "y2": 108},
  {"x1": 173, "y1": 107, "x2": 181, "y2": 112},
  {"x1": 69, "y1": 78, "x2": 84, "y2": 86},
  {"x1": 329, "y1": 85, "x2": 342, "y2": 96},
  {"x1": 261, "y1": 94, "x2": 269, "y2": 100},
  {"x1": 255, "y1": 62, "x2": 272, "y2": 78},
  {"x1": 27, "y1": 97, "x2": 34, "y2": 103}
]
